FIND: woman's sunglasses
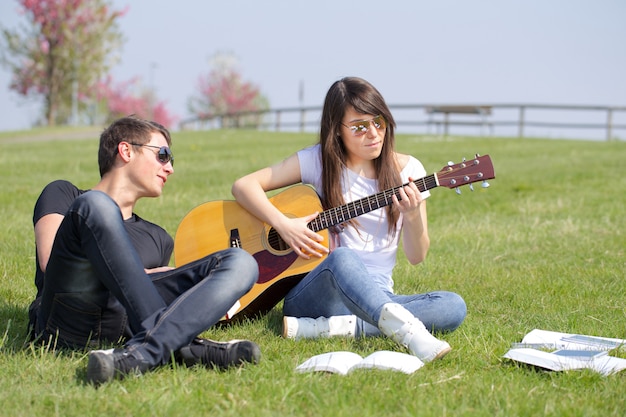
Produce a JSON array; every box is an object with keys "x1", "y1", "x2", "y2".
[
  {"x1": 341, "y1": 115, "x2": 386, "y2": 136},
  {"x1": 129, "y1": 143, "x2": 174, "y2": 166}
]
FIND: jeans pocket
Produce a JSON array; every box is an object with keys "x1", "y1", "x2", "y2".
[{"x1": 45, "y1": 293, "x2": 102, "y2": 348}]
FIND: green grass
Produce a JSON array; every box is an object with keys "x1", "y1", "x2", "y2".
[{"x1": 0, "y1": 128, "x2": 625, "y2": 416}]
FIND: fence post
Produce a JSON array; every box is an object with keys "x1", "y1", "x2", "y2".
[
  {"x1": 518, "y1": 106, "x2": 525, "y2": 138},
  {"x1": 300, "y1": 108, "x2": 306, "y2": 132},
  {"x1": 606, "y1": 108, "x2": 613, "y2": 141},
  {"x1": 275, "y1": 110, "x2": 281, "y2": 131}
]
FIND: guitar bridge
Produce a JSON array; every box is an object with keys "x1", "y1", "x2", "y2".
[{"x1": 230, "y1": 229, "x2": 242, "y2": 248}]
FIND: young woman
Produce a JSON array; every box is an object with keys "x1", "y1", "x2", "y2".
[{"x1": 232, "y1": 77, "x2": 466, "y2": 363}]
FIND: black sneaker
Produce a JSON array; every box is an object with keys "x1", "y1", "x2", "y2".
[
  {"x1": 177, "y1": 338, "x2": 261, "y2": 369},
  {"x1": 87, "y1": 348, "x2": 151, "y2": 385}
]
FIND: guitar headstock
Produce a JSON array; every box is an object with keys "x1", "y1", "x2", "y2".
[{"x1": 437, "y1": 154, "x2": 495, "y2": 192}]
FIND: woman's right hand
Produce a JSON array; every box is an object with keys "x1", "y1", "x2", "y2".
[{"x1": 274, "y1": 212, "x2": 329, "y2": 259}]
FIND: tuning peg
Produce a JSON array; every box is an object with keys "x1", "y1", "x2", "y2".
[
  {"x1": 481, "y1": 181, "x2": 490, "y2": 188},
  {"x1": 469, "y1": 183, "x2": 474, "y2": 191},
  {"x1": 447, "y1": 161, "x2": 454, "y2": 166},
  {"x1": 455, "y1": 187, "x2": 461, "y2": 195}
]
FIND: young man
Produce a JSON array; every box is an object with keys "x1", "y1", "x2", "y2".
[{"x1": 29, "y1": 116, "x2": 261, "y2": 385}]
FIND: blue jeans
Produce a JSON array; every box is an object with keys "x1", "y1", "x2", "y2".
[
  {"x1": 283, "y1": 247, "x2": 466, "y2": 336},
  {"x1": 36, "y1": 191, "x2": 258, "y2": 366}
]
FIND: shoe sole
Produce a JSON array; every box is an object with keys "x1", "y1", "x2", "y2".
[
  {"x1": 433, "y1": 345, "x2": 452, "y2": 361},
  {"x1": 416, "y1": 342, "x2": 452, "y2": 363}
]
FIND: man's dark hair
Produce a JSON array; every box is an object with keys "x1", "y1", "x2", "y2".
[{"x1": 98, "y1": 116, "x2": 172, "y2": 177}]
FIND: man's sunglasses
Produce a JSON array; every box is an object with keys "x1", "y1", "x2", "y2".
[
  {"x1": 129, "y1": 143, "x2": 174, "y2": 166},
  {"x1": 341, "y1": 115, "x2": 386, "y2": 136}
]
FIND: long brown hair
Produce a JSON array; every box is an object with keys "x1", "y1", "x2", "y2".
[{"x1": 318, "y1": 77, "x2": 401, "y2": 236}]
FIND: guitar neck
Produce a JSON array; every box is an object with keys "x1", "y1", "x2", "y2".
[{"x1": 308, "y1": 173, "x2": 439, "y2": 232}]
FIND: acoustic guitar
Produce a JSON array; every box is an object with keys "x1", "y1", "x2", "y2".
[{"x1": 174, "y1": 154, "x2": 495, "y2": 322}]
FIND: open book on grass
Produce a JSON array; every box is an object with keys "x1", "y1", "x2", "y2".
[
  {"x1": 514, "y1": 329, "x2": 626, "y2": 351},
  {"x1": 296, "y1": 351, "x2": 424, "y2": 375},
  {"x1": 504, "y1": 329, "x2": 626, "y2": 376}
]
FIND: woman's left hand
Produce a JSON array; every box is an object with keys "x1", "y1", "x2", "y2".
[{"x1": 392, "y1": 177, "x2": 423, "y2": 214}]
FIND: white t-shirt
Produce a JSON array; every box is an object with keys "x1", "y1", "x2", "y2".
[{"x1": 297, "y1": 144, "x2": 430, "y2": 291}]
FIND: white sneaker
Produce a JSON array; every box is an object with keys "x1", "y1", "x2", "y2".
[
  {"x1": 378, "y1": 303, "x2": 451, "y2": 363},
  {"x1": 283, "y1": 315, "x2": 357, "y2": 339}
]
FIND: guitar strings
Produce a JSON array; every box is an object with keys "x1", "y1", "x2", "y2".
[{"x1": 311, "y1": 174, "x2": 438, "y2": 231}]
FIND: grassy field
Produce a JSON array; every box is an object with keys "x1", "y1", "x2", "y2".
[{"x1": 0, "y1": 128, "x2": 624, "y2": 416}]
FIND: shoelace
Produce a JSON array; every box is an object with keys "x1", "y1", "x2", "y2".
[
  {"x1": 114, "y1": 352, "x2": 144, "y2": 374},
  {"x1": 198, "y1": 342, "x2": 234, "y2": 366}
]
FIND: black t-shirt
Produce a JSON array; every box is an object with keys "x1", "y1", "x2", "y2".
[{"x1": 32, "y1": 180, "x2": 174, "y2": 299}]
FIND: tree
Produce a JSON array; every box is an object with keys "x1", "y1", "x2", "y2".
[
  {"x1": 94, "y1": 75, "x2": 178, "y2": 129},
  {"x1": 188, "y1": 52, "x2": 269, "y2": 128},
  {"x1": 0, "y1": 0, "x2": 125, "y2": 126}
]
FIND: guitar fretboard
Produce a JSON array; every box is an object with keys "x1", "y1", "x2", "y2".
[{"x1": 308, "y1": 173, "x2": 439, "y2": 232}]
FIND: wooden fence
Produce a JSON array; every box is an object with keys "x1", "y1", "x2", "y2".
[{"x1": 179, "y1": 104, "x2": 626, "y2": 141}]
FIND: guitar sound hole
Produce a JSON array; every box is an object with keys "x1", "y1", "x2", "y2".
[{"x1": 268, "y1": 228, "x2": 290, "y2": 251}]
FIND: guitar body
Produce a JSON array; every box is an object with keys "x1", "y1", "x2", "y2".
[{"x1": 174, "y1": 185, "x2": 328, "y2": 322}]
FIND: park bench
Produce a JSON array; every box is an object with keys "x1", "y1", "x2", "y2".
[{"x1": 425, "y1": 105, "x2": 493, "y2": 136}]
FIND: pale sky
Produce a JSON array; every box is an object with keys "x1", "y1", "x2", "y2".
[{"x1": 1, "y1": 0, "x2": 625, "y2": 138}]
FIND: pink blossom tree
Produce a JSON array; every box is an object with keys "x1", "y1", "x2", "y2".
[
  {"x1": 0, "y1": 0, "x2": 125, "y2": 126},
  {"x1": 95, "y1": 76, "x2": 178, "y2": 129},
  {"x1": 188, "y1": 53, "x2": 269, "y2": 128}
]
